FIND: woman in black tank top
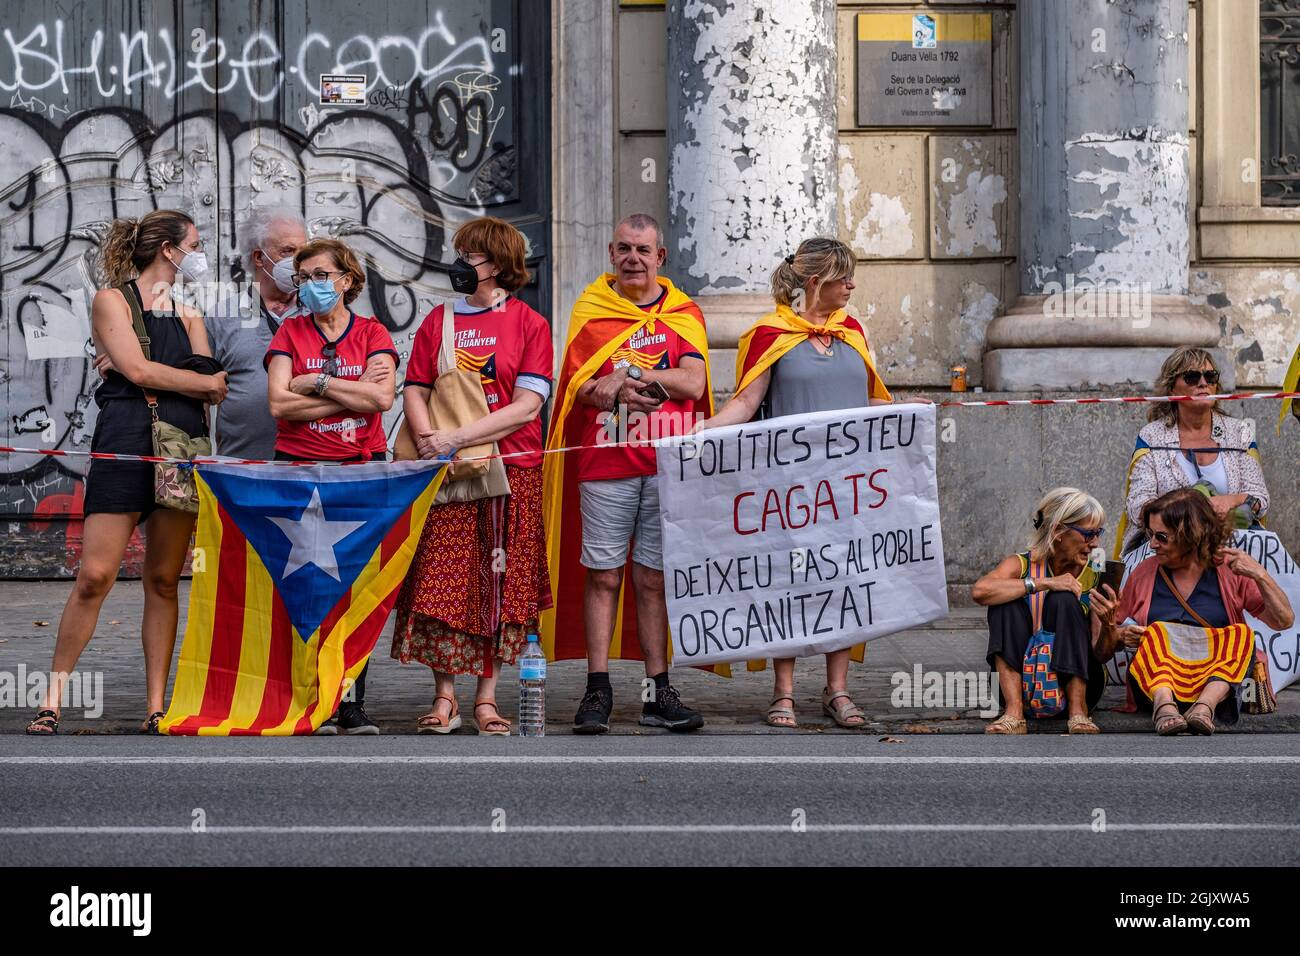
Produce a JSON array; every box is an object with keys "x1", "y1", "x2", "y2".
[{"x1": 26, "y1": 211, "x2": 229, "y2": 737}]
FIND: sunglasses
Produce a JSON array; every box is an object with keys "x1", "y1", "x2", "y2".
[
  {"x1": 1147, "y1": 529, "x2": 1172, "y2": 544},
  {"x1": 320, "y1": 343, "x2": 338, "y2": 377},
  {"x1": 1179, "y1": 369, "x2": 1219, "y2": 387},
  {"x1": 1066, "y1": 524, "x2": 1104, "y2": 542}
]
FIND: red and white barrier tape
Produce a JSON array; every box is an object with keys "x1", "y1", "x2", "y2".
[{"x1": 2, "y1": 391, "x2": 1296, "y2": 467}]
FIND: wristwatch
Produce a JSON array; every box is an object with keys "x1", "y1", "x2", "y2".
[
  {"x1": 1245, "y1": 494, "x2": 1262, "y2": 516},
  {"x1": 1024, "y1": 577, "x2": 1037, "y2": 595},
  {"x1": 314, "y1": 372, "x2": 331, "y2": 396},
  {"x1": 626, "y1": 365, "x2": 643, "y2": 382}
]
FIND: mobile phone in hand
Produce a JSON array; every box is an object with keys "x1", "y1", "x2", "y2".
[
  {"x1": 641, "y1": 381, "x2": 670, "y2": 404},
  {"x1": 1101, "y1": 560, "x2": 1125, "y2": 595}
]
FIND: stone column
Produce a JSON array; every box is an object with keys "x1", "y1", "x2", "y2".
[
  {"x1": 666, "y1": 0, "x2": 838, "y2": 394},
  {"x1": 984, "y1": 0, "x2": 1227, "y2": 390}
]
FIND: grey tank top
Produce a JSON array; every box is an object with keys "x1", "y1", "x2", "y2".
[{"x1": 767, "y1": 339, "x2": 871, "y2": 418}]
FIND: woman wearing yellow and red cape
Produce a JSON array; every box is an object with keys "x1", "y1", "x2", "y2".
[
  {"x1": 693, "y1": 236, "x2": 926, "y2": 729},
  {"x1": 542, "y1": 214, "x2": 716, "y2": 735}
]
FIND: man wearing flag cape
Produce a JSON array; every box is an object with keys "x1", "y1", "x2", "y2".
[{"x1": 542, "y1": 214, "x2": 713, "y2": 734}]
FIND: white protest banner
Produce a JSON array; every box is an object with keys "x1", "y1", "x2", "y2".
[
  {"x1": 1106, "y1": 529, "x2": 1300, "y2": 694},
  {"x1": 657, "y1": 403, "x2": 948, "y2": 667}
]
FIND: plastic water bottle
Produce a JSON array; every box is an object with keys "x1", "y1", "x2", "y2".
[{"x1": 518, "y1": 632, "x2": 546, "y2": 736}]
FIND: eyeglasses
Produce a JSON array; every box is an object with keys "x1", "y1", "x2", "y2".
[
  {"x1": 320, "y1": 342, "x2": 338, "y2": 376},
  {"x1": 1146, "y1": 529, "x2": 1173, "y2": 544},
  {"x1": 1179, "y1": 369, "x2": 1220, "y2": 387},
  {"x1": 292, "y1": 269, "x2": 347, "y2": 288},
  {"x1": 1067, "y1": 524, "x2": 1105, "y2": 542}
]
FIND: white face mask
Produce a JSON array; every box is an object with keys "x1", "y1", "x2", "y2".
[
  {"x1": 169, "y1": 248, "x2": 209, "y2": 284},
  {"x1": 259, "y1": 249, "x2": 298, "y2": 295}
]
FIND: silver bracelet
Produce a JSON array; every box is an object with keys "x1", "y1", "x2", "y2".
[
  {"x1": 314, "y1": 372, "x2": 330, "y2": 396},
  {"x1": 1024, "y1": 577, "x2": 1036, "y2": 595}
]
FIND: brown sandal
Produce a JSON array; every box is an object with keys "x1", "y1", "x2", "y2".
[
  {"x1": 822, "y1": 688, "x2": 867, "y2": 728},
  {"x1": 1067, "y1": 714, "x2": 1101, "y2": 735},
  {"x1": 417, "y1": 695, "x2": 461, "y2": 734},
  {"x1": 765, "y1": 695, "x2": 797, "y2": 728},
  {"x1": 1185, "y1": 701, "x2": 1215, "y2": 736},
  {"x1": 474, "y1": 700, "x2": 511, "y2": 737},
  {"x1": 1154, "y1": 701, "x2": 1188, "y2": 736},
  {"x1": 984, "y1": 713, "x2": 1027, "y2": 735},
  {"x1": 25, "y1": 710, "x2": 59, "y2": 735}
]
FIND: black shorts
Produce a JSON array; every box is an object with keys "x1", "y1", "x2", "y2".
[{"x1": 84, "y1": 401, "x2": 158, "y2": 521}]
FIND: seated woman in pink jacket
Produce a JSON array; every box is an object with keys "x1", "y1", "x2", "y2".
[{"x1": 1094, "y1": 489, "x2": 1292, "y2": 735}]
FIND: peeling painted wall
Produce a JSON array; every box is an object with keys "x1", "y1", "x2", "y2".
[
  {"x1": 666, "y1": 0, "x2": 837, "y2": 295},
  {"x1": 1192, "y1": 268, "x2": 1300, "y2": 387}
]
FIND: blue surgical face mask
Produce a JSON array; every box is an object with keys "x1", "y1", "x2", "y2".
[{"x1": 299, "y1": 277, "x2": 341, "y2": 315}]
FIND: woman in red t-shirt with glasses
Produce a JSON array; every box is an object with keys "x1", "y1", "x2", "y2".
[{"x1": 265, "y1": 237, "x2": 397, "y2": 733}]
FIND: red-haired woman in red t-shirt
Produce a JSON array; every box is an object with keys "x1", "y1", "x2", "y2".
[{"x1": 392, "y1": 217, "x2": 554, "y2": 735}]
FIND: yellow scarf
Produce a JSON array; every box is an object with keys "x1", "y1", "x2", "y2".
[{"x1": 734, "y1": 304, "x2": 891, "y2": 401}]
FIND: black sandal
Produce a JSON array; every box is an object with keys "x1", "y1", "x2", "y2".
[
  {"x1": 25, "y1": 710, "x2": 59, "y2": 735},
  {"x1": 140, "y1": 711, "x2": 166, "y2": 735}
]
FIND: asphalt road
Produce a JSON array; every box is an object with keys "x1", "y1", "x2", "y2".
[{"x1": 1, "y1": 734, "x2": 1297, "y2": 866}]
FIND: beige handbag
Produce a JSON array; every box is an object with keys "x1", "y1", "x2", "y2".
[{"x1": 394, "y1": 305, "x2": 510, "y2": 503}]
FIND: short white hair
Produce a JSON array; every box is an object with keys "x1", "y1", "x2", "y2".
[
  {"x1": 1027, "y1": 487, "x2": 1105, "y2": 560},
  {"x1": 243, "y1": 206, "x2": 307, "y2": 267}
]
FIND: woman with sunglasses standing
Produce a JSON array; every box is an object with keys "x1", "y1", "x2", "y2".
[
  {"x1": 1118, "y1": 347, "x2": 1269, "y2": 554},
  {"x1": 266, "y1": 237, "x2": 398, "y2": 733},
  {"x1": 972, "y1": 488, "x2": 1114, "y2": 735}
]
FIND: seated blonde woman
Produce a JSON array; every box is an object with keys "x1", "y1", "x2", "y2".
[
  {"x1": 972, "y1": 488, "x2": 1115, "y2": 735},
  {"x1": 1098, "y1": 488, "x2": 1293, "y2": 735},
  {"x1": 1119, "y1": 347, "x2": 1268, "y2": 554}
]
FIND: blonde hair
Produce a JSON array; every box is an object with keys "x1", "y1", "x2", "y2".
[
  {"x1": 101, "y1": 210, "x2": 194, "y2": 287},
  {"x1": 771, "y1": 237, "x2": 855, "y2": 311},
  {"x1": 1027, "y1": 487, "x2": 1105, "y2": 560},
  {"x1": 1148, "y1": 346, "x2": 1224, "y2": 424}
]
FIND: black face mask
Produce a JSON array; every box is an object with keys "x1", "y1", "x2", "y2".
[{"x1": 449, "y1": 257, "x2": 479, "y2": 295}]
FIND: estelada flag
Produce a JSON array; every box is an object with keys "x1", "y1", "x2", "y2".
[
  {"x1": 734, "y1": 304, "x2": 892, "y2": 672},
  {"x1": 1128, "y1": 621, "x2": 1254, "y2": 702},
  {"x1": 161, "y1": 460, "x2": 444, "y2": 735},
  {"x1": 541, "y1": 273, "x2": 715, "y2": 667}
]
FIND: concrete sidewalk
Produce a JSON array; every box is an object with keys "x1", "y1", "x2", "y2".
[{"x1": 1, "y1": 581, "x2": 1297, "y2": 734}]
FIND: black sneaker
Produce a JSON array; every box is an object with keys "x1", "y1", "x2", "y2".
[
  {"x1": 312, "y1": 717, "x2": 339, "y2": 736},
  {"x1": 573, "y1": 687, "x2": 613, "y2": 734},
  {"x1": 337, "y1": 703, "x2": 380, "y2": 735},
  {"x1": 640, "y1": 684, "x2": 704, "y2": 732}
]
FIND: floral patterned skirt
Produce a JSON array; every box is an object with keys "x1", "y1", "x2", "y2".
[{"x1": 391, "y1": 465, "x2": 552, "y2": 677}]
